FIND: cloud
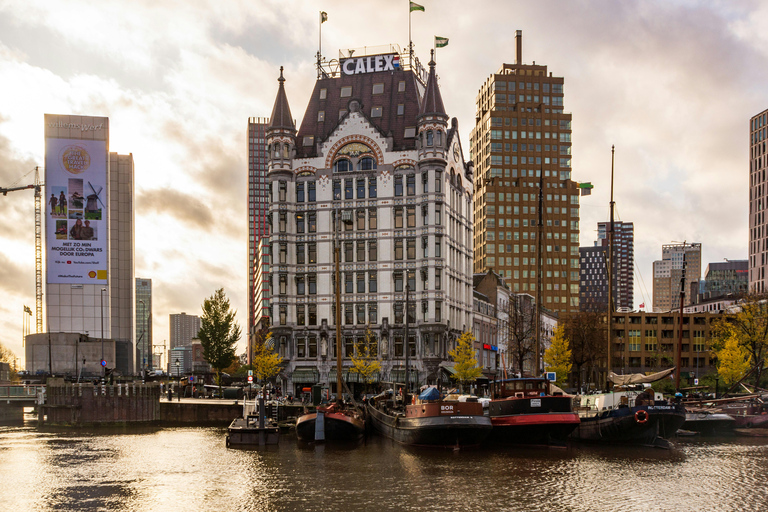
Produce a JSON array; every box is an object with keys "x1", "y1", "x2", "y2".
[{"x1": 137, "y1": 187, "x2": 215, "y2": 230}]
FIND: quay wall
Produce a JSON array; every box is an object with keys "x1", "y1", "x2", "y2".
[{"x1": 41, "y1": 383, "x2": 160, "y2": 425}]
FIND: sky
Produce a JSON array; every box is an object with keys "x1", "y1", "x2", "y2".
[{"x1": 1, "y1": 0, "x2": 766, "y2": 368}]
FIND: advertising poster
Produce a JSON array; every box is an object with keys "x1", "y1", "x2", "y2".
[{"x1": 45, "y1": 138, "x2": 108, "y2": 284}]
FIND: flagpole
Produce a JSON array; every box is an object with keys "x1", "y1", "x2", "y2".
[
  {"x1": 317, "y1": 11, "x2": 322, "y2": 78},
  {"x1": 408, "y1": 1, "x2": 412, "y2": 65}
]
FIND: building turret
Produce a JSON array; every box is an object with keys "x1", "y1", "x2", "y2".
[
  {"x1": 266, "y1": 66, "x2": 296, "y2": 176},
  {"x1": 417, "y1": 51, "x2": 449, "y2": 163}
]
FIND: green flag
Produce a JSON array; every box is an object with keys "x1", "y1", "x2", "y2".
[
  {"x1": 320, "y1": 11, "x2": 328, "y2": 23},
  {"x1": 435, "y1": 36, "x2": 449, "y2": 48},
  {"x1": 410, "y1": 1, "x2": 425, "y2": 12}
]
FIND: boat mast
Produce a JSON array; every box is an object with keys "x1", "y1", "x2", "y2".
[
  {"x1": 404, "y1": 284, "x2": 410, "y2": 405},
  {"x1": 675, "y1": 249, "x2": 687, "y2": 392},
  {"x1": 536, "y1": 173, "x2": 543, "y2": 377},
  {"x1": 335, "y1": 209, "x2": 343, "y2": 405},
  {"x1": 607, "y1": 146, "x2": 615, "y2": 386}
]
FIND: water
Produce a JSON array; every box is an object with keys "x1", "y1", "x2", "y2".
[{"x1": 1, "y1": 418, "x2": 767, "y2": 511}]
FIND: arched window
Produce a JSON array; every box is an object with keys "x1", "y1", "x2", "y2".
[
  {"x1": 334, "y1": 158, "x2": 351, "y2": 172},
  {"x1": 283, "y1": 144, "x2": 290, "y2": 158},
  {"x1": 359, "y1": 157, "x2": 377, "y2": 170},
  {"x1": 273, "y1": 143, "x2": 280, "y2": 158},
  {"x1": 436, "y1": 130, "x2": 442, "y2": 146},
  {"x1": 426, "y1": 130, "x2": 434, "y2": 146}
]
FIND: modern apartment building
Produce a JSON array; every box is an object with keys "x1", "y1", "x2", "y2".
[
  {"x1": 598, "y1": 221, "x2": 634, "y2": 310},
  {"x1": 652, "y1": 243, "x2": 702, "y2": 312},
  {"x1": 266, "y1": 45, "x2": 474, "y2": 396},
  {"x1": 749, "y1": 108, "x2": 768, "y2": 293},
  {"x1": 135, "y1": 278, "x2": 152, "y2": 371},
  {"x1": 169, "y1": 312, "x2": 200, "y2": 350},
  {"x1": 579, "y1": 245, "x2": 608, "y2": 312},
  {"x1": 470, "y1": 31, "x2": 580, "y2": 316}
]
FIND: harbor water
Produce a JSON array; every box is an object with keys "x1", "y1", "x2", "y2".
[{"x1": 1, "y1": 418, "x2": 767, "y2": 511}]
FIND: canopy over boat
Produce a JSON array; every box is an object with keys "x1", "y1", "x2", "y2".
[
  {"x1": 608, "y1": 367, "x2": 675, "y2": 385},
  {"x1": 418, "y1": 386, "x2": 440, "y2": 401}
]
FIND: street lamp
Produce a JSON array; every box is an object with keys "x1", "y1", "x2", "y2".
[{"x1": 100, "y1": 287, "x2": 107, "y2": 379}]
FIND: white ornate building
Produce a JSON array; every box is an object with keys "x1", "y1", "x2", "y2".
[{"x1": 265, "y1": 48, "x2": 474, "y2": 396}]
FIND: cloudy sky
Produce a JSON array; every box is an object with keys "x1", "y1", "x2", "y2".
[{"x1": 1, "y1": 0, "x2": 766, "y2": 366}]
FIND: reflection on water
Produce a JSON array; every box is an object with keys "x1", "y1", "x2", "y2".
[{"x1": 1, "y1": 419, "x2": 768, "y2": 511}]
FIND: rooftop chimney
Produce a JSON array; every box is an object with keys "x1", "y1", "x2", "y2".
[{"x1": 516, "y1": 30, "x2": 522, "y2": 65}]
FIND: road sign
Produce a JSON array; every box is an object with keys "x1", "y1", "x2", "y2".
[
  {"x1": 694, "y1": 378, "x2": 699, "y2": 385},
  {"x1": 248, "y1": 370, "x2": 253, "y2": 376},
  {"x1": 248, "y1": 375, "x2": 253, "y2": 382},
  {"x1": 546, "y1": 372, "x2": 556, "y2": 382},
  {"x1": 100, "y1": 359, "x2": 106, "y2": 367}
]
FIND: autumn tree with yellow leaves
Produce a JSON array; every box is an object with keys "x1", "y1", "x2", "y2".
[
  {"x1": 350, "y1": 327, "x2": 381, "y2": 394},
  {"x1": 449, "y1": 331, "x2": 482, "y2": 393},
  {"x1": 544, "y1": 325, "x2": 572, "y2": 387}
]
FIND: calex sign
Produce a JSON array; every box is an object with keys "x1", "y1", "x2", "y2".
[{"x1": 341, "y1": 53, "x2": 400, "y2": 75}]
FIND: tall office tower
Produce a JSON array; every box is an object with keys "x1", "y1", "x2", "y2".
[
  {"x1": 470, "y1": 31, "x2": 580, "y2": 315},
  {"x1": 266, "y1": 45, "x2": 474, "y2": 397},
  {"x1": 597, "y1": 221, "x2": 634, "y2": 310},
  {"x1": 749, "y1": 108, "x2": 768, "y2": 293},
  {"x1": 247, "y1": 118, "x2": 270, "y2": 336},
  {"x1": 579, "y1": 245, "x2": 608, "y2": 312},
  {"x1": 169, "y1": 312, "x2": 200, "y2": 350},
  {"x1": 135, "y1": 278, "x2": 152, "y2": 371},
  {"x1": 109, "y1": 152, "x2": 135, "y2": 375},
  {"x1": 43, "y1": 114, "x2": 135, "y2": 375},
  {"x1": 652, "y1": 242, "x2": 702, "y2": 311}
]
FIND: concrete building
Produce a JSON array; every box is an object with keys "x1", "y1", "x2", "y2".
[
  {"x1": 135, "y1": 278, "x2": 152, "y2": 372},
  {"x1": 247, "y1": 117, "x2": 270, "y2": 341},
  {"x1": 169, "y1": 313, "x2": 200, "y2": 350},
  {"x1": 470, "y1": 31, "x2": 580, "y2": 316},
  {"x1": 248, "y1": 238, "x2": 271, "y2": 365},
  {"x1": 653, "y1": 243, "x2": 702, "y2": 312},
  {"x1": 25, "y1": 332, "x2": 115, "y2": 377},
  {"x1": 749, "y1": 108, "x2": 768, "y2": 293},
  {"x1": 267, "y1": 45, "x2": 474, "y2": 396},
  {"x1": 43, "y1": 114, "x2": 135, "y2": 374},
  {"x1": 169, "y1": 346, "x2": 191, "y2": 376}
]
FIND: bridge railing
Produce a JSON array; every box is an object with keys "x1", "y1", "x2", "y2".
[{"x1": 0, "y1": 385, "x2": 46, "y2": 399}]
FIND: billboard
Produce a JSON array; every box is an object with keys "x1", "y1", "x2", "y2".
[{"x1": 45, "y1": 136, "x2": 108, "y2": 284}]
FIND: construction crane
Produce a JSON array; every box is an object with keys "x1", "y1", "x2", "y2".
[{"x1": 1, "y1": 166, "x2": 44, "y2": 333}]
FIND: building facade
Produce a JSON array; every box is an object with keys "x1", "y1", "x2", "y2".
[
  {"x1": 700, "y1": 260, "x2": 748, "y2": 301},
  {"x1": 749, "y1": 108, "x2": 768, "y2": 293},
  {"x1": 247, "y1": 117, "x2": 270, "y2": 341},
  {"x1": 169, "y1": 313, "x2": 201, "y2": 350},
  {"x1": 135, "y1": 278, "x2": 152, "y2": 372},
  {"x1": 653, "y1": 243, "x2": 702, "y2": 312},
  {"x1": 266, "y1": 46, "x2": 474, "y2": 396},
  {"x1": 610, "y1": 311, "x2": 718, "y2": 380},
  {"x1": 597, "y1": 221, "x2": 634, "y2": 310},
  {"x1": 470, "y1": 31, "x2": 580, "y2": 316},
  {"x1": 248, "y1": 238, "x2": 272, "y2": 364},
  {"x1": 579, "y1": 245, "x2": 608, "y2": 312}
]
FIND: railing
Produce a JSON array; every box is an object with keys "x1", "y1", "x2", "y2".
[{"x1": 0, "y1": 385, "x2": 45, "y2": 400}]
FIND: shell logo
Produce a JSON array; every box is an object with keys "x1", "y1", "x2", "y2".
[
  {"x1": 88, "y1": 271, "x2": 97, "y2": 278},
  {"x1": 60, "y1": 145, "x2": 91, "y2": 174}
]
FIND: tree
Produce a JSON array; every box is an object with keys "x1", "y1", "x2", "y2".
[
  {"x1": 0, "y1": 341, "x2": 15, "y2": 365},
  {"x1": 563, "y1": 312, "x2": 607, "y2": 392},
  {"x1": 198, "y1": 288, "x2": 242, "y2": 394},
  {"x1": 350, "y1": 327, "x2": 381, "y2": 394},
  {"x1": 544, "y1": 325, "x2": 572, "y2": 387},
  {"x1": 711, "y1": 295, "x2": 768, "y2": 387},
  {"x1": 507, "y1": 294, "x2": 537, "y2": 376},
  {"x1": 716, "y1": 335, "x2": 751, "y2": 386},
  {"x1": 448, "y1": 331, "x2": 482, "y2": 393},
  {"x1": 252, "y1": 330, "x2": 283, "y2": 395}
]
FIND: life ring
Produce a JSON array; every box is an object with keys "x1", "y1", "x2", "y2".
[{"x1": 635, "y1": 410, "x2": 649, "y2": 424}]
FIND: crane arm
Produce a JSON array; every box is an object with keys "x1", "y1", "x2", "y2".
[{"x1": 1, "y1": 184, "x2": 35, "y2": 195}]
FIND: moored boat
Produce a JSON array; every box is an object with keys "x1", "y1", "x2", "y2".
[
  {"x1": 570, "y1": 369, "x2": 686, "y2": 448},
  {"x1": 367, "y1": 387, "x2": 492, "y2": 448},
  {"x1": 226, "y1": 398, "x2": 280, "y2": 447},
  {"x1": 295, "y1": 401, "x2": 366, "y2": 442},
  {"x1": 487, "y1": 377, "x2": 580, "y2": 445},
  {"x1": 682, "y1": 410, "x2": 736, "y2": 435}
]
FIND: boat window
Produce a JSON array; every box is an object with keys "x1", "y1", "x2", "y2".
[{"x1": 525, "y1": 382, "x2": 534, "y2": 390}]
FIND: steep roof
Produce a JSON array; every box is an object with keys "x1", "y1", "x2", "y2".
[
  {"x1": 295, "y1": 62, "x2": 424, "y2": 158},
  {"x1": 419, "y1": 52, "x2": 446, "y2": 118},
  {"x1": 269, "y1": 66, "x2": 295, "y2": 132}
]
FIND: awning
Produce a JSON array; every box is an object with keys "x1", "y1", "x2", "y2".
[
  {"x1": 390, "y1": 369, "x2": 419, "y2": 384},
  {"x1": 291, "y1": 368, "x2": 319, "y2": 383},
  {"x1": 608, "y1": 367, "x2": 675, "y2": 385}
]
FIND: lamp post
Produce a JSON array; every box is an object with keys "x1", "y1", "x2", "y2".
[{"x1": 100, "y1": 287, "x2": 107, "y2": 379}]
